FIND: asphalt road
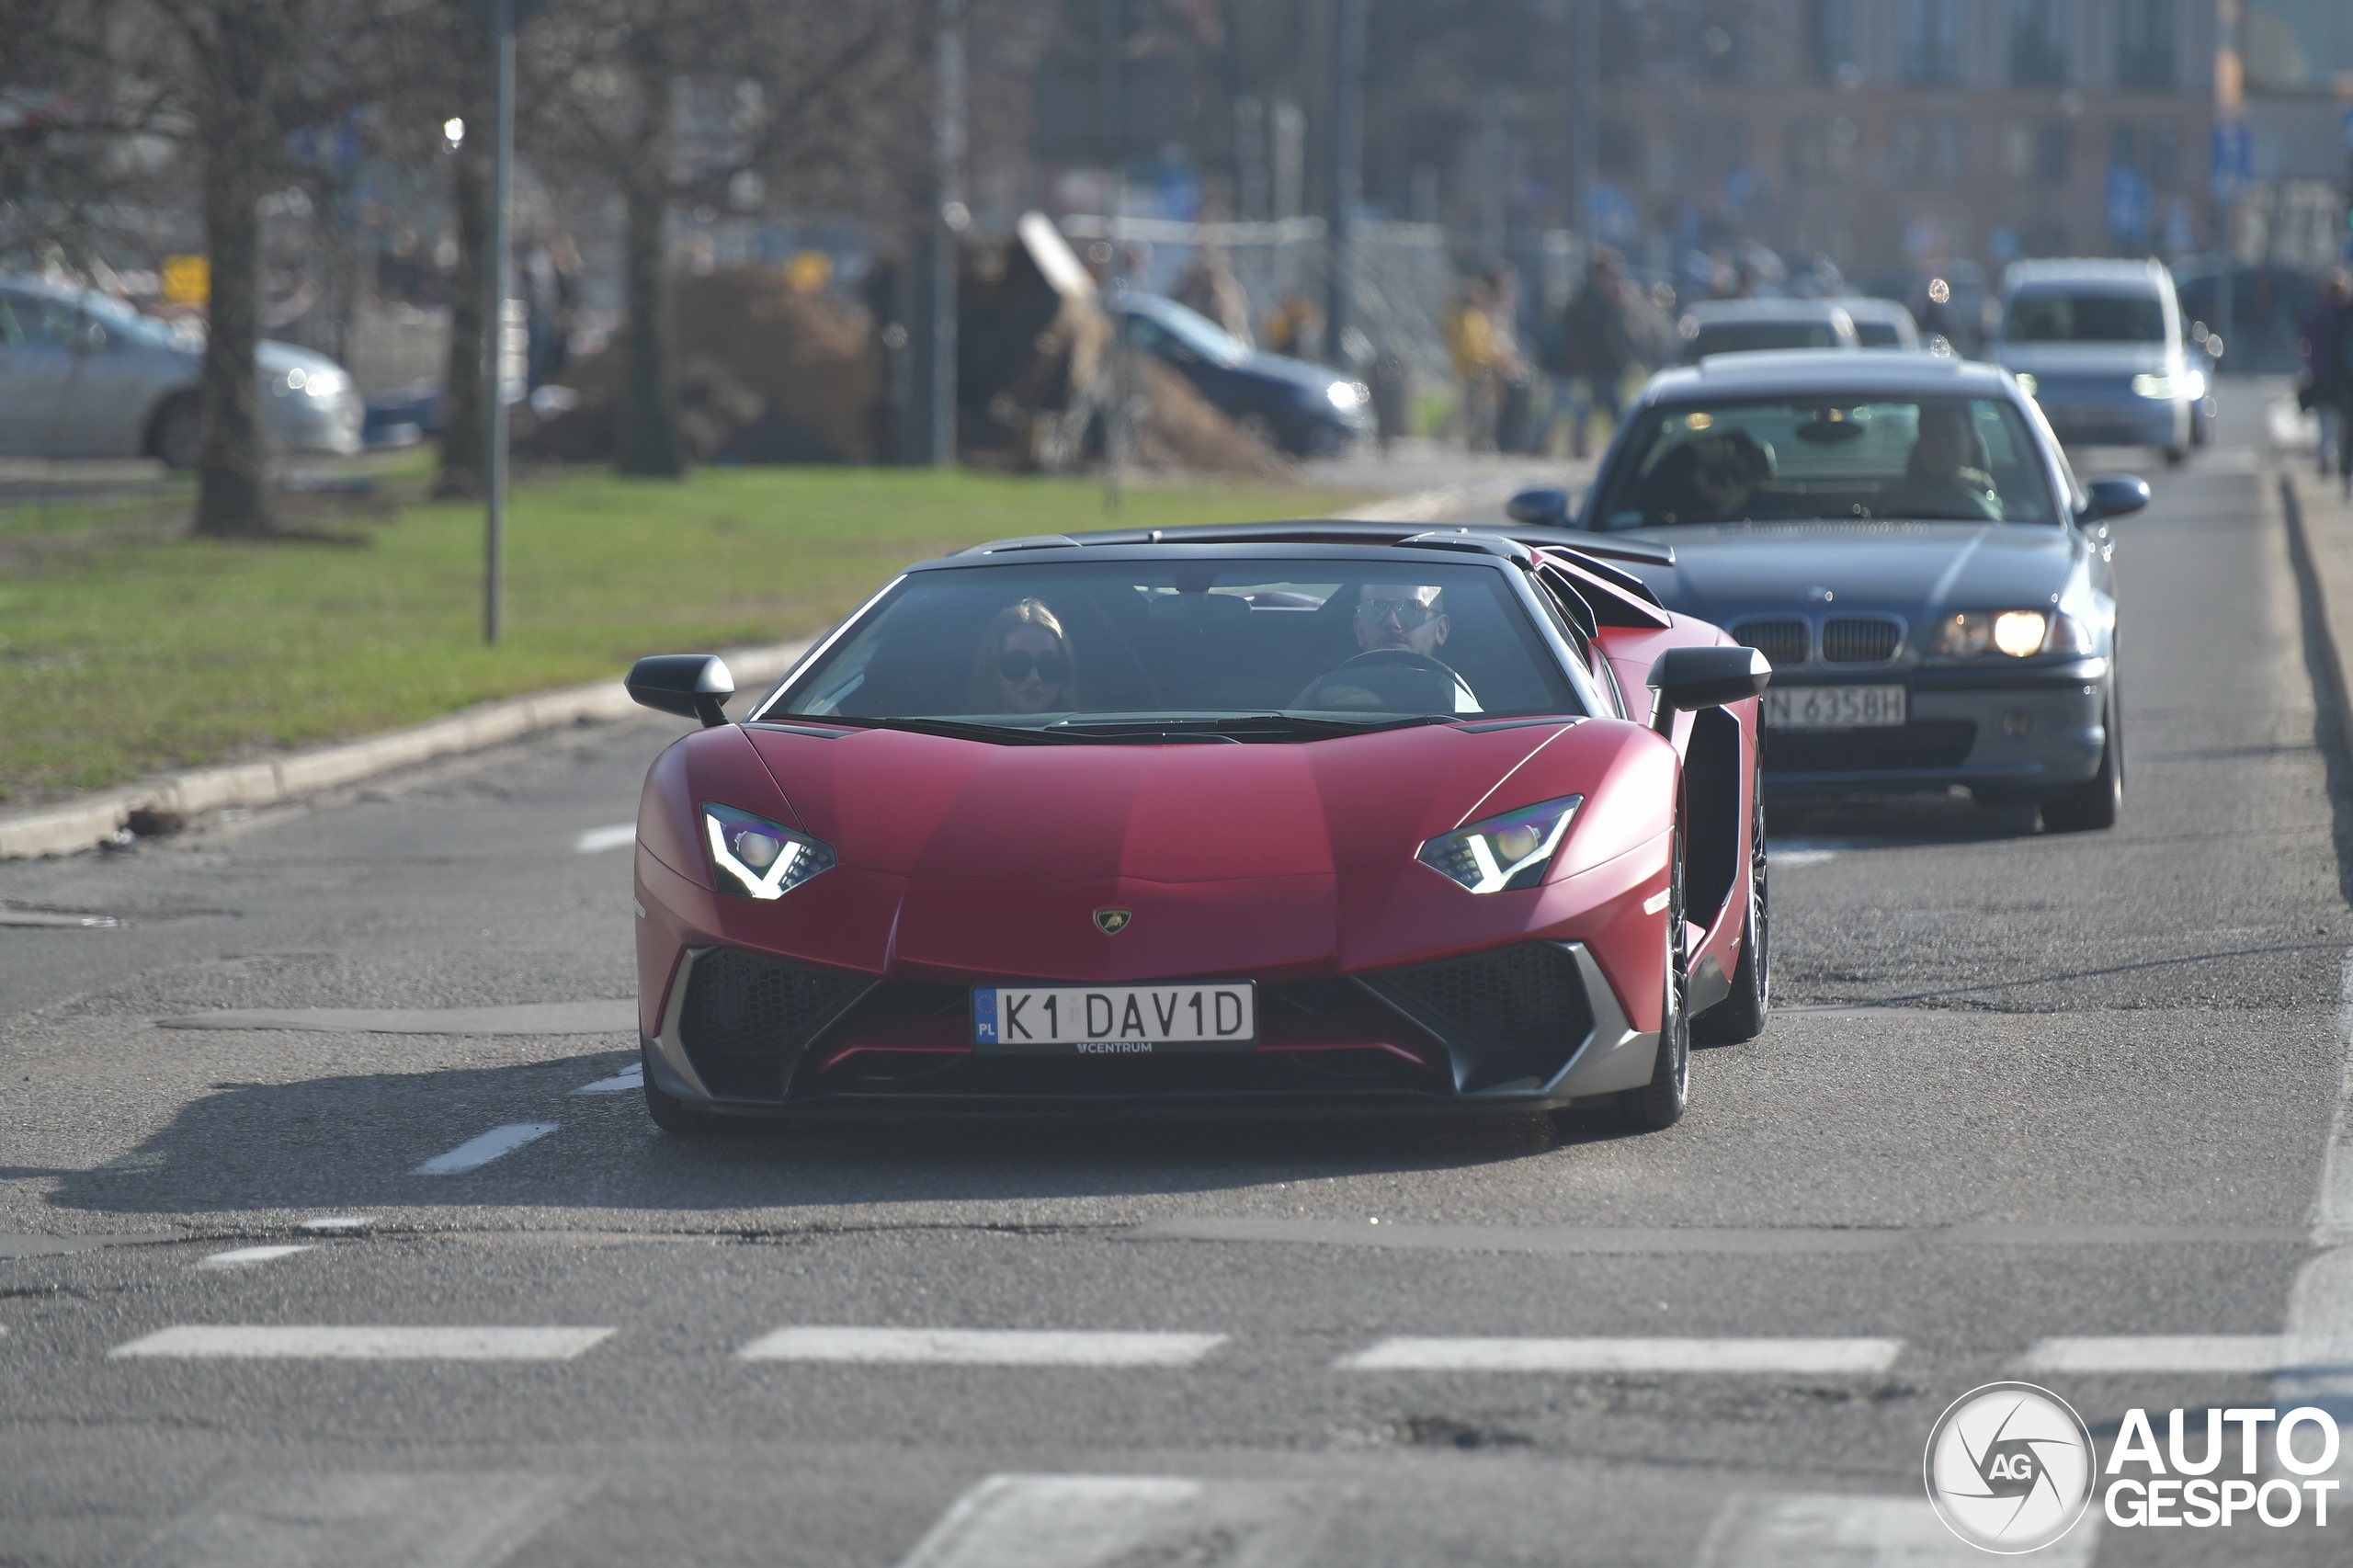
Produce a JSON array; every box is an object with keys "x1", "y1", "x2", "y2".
[{"x1": 4, "y1": 402, "x2": 2350, "y2": 1566}]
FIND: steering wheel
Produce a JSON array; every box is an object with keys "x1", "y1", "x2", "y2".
[{"x1": 1301, "y1": 647, "x2": 1470, "y2": 712}]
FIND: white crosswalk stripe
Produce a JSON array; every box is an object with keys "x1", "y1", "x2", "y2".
[
  {"x1": 1695, "y1": 1493, "x2": 2100, "y2": 1567},
  {"x1": 2017, "y1": 1335, "x2": 2287, "y2": 1374},
  {"x1": 892, "y1": 1474, "x2": 1324, "y2": 1568},
  {"x1": 738, "y1": 1326, "x2": 1227, "y2": 1367},
  {"x1": 109, "y1": 1325, "x2": 615, "y2": 1361},
  {"x1": 1337, "y1": 1335, "x2": 1904, "y2": 1375},
  {"x1": 129, "y1": 1471, "x2": 586, "y2": 1568}
]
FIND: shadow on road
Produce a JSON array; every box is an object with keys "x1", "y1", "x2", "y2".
[{"x1": 14, "y1": 1047, "x2": 1632, "y2": 1221}]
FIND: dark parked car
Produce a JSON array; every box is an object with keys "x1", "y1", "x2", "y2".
[{"x1": 1111, "y1": 293, "x2": 1372, "y2": 457}]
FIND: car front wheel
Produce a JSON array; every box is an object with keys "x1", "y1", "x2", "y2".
[{"x1": 1618, "y1": 834, "x2": 1690, "y2": 1130}]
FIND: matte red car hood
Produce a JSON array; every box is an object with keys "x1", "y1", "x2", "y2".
[{"x1": 745, "y1": 721, "x2": 1566, "y2": 884}]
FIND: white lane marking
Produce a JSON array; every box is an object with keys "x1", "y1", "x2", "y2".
[
  {"x1": 573, "y1": 1063, "x2": 643, "y2": 1095},
  {"x1": 137, "y1": 1471, "x2": 587, "y2": 1568},
  {"x1": 300, "y1": 1215, "x2": 373, "y2": 1233},
  {"x1": 196, "y1": 1244, "x2": 313, "y2": 1269},
  {"x1": 1696, "y1": 1493, "x2": 2099, "y2": 1568},
  {"x1": 574, "y1": 823, "x2": 636, "y2": 855},
  {"x1": 737, "y1": 1327, "x2": 1228, "y2": 1368},
  {"x1": 410, "y1": 1123, "x2": 560, "y2": 1176},
  {"x1": 159, "y1": 1001, "x2": 635, "y2": 1035},
  {"x1": 892, "y1": 1473, "x2": 1324, "y2": 1568},
  {"x1": 0, "y1": 909, "x2": 121, "y2": 928},
  {"x1": 2016, "y1": 1335, "x2": 2287, "y2": 1373},
  {"x1": 108, "y1": 1325, "x2": 614, "y2": 1360},
  {"x1": 1336, "y1": 1336, "x2": 1902, "y2": 1375},
  {"x1": 1771, "y1": 850, "x2": 1839, "y2": 869}
]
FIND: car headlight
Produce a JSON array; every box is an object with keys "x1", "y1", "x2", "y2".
[
  {"x1": 1416, "y1": 795, "x2": 1582, "y2": 893},
  {"x1": 1325, "y1": 380, "x2": 1367, "y2": 410},
  {"x1": 1928, "y1": 610, "x2": 2094, "y2": 658},
  {"x1": 303, "y1": 372, "x2": 347, "y2": 399},
  {"x1": 2012, "y1": 372, "x2": 2038, "y2": 396},
  {"x1": 702, "y1": 801, "x2": 835, "y2": 900},
  {"x1": 2131, "y1": 373, "x2": 2177, "y2": 400},
  {"x1": 2179, "y1": 368, "x2": 2206, "y2": 401}
]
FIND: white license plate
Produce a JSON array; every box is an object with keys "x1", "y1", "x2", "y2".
[
  {"x1": 1764, "y1": 686, "x2": 1906, "y2": 730},
  {"x1": 972, "y1": 983, "x2": 1256, "y2": 1054}
]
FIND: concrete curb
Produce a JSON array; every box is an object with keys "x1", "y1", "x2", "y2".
[
  {"x1": 0, "y1": 638, "x2": 813, "y2": 860},
  {"x1": 2280, "y1": 469, "x2": 2353, "y2": 754}
]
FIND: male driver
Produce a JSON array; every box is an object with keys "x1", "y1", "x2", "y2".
[
  {"x1": 1355, "y1": 582, "x2": 1449, "y2": 656},
  {"x1": 1294, "y1": 583, "x2": 1478, "y2": 712}
]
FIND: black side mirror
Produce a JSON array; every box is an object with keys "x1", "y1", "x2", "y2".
[
  {"x1": 626, "y1": 654, "x2": 734, "y2": 727},
  {"x1": 1506, "y1": 486, "x2": 1571, "y2": 528},
  {"x1": 2084, "y1": 474, "x2": 2150, "y2": 521},
  {"x1": 1646, "y1": 645, "x2": 1771, "y2": 735}
]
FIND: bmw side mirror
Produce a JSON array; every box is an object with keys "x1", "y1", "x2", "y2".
[
  {"x1": 2084, "y1": 474, "x2": 2149, "y2": 521},
  {"x1": 626, "y1": 654, "x2": 735, "y2": 727},
  {"x1": 1646, "y1": 646, "x2": 1771, "y2": 735},
  {"x1": 1506, "y1": 486, "x2": 1572, "y2": 528}
]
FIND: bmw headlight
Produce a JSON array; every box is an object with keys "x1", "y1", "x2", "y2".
[
  {"x1": 1928, "y1": 610, "x2": 2094, "y2": 659},
  {"x1": 1326, "y1": 380, "x2": 1368, "y2": 410},
  {"x1": 702, "y1": 801, "x2": 835, "y2": 900},
  {"x1": 1416, "y1": 795, "x2": 1582, "y2": 893},
  {"x1": 2131, "y1": 373, "x2": 2178, "y2": 400}
]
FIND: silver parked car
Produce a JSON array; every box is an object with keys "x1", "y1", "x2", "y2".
[
  {"x1": 1677, "y1": 298, "x2": 1861, "y2": 362},
  {"x1": 0, "y1": 277, "x2": 361, "y2": 465}
]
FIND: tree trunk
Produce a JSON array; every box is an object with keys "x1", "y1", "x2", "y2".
[
  {"x1": 615, "y1": 176, "x2": 684, "y2": 477},
  {"x1": 190, "y1": 14, "x2": 278, "y2": 540},
  {"x1": 435, "y1": 120, "x2": 492, "y2": 498}
]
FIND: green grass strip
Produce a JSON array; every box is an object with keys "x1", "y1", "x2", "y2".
[{"x1": 0, "y1": 466, "x2": 1368, "y2": 805}]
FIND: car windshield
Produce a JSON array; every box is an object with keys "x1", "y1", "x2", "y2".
[
  {"x1": 774, "y1": 558, "x2": 1583, "y2": 732},
  {"x1": 2004, "y1": 291, "x2": 2165, "y2": 344},
  {"x1": 1588, "y1": 395, "x2": 2059, "y2": 528},
  {"x1": 1687, "y1": 319, "x2": 1847, "y2": 359},
  {"x1": 1130, "y1": 299, "x2": 1247, "y2": 365}
]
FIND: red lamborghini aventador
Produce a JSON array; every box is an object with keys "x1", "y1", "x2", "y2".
[{"x1": 622, "y1": 522, "x2": 1770, "y2": 1134}]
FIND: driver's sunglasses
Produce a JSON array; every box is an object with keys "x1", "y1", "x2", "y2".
[
  {"x1": 1356, "y1": 597, "x2": 1439, "y2": 627},
  {"x1": 997, "y1": 651, "x2": 1068, "y2": 683}
]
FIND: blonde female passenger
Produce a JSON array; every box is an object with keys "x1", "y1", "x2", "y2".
[{"x1": 966, "y1": 598, "x2": 1079, "y2": 714}]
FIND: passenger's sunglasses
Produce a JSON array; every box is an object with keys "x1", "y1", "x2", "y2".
[
  {"x1": 1356, "y1": 597, "x2": 1440, "y2": 627},
  {"x1": 998, "y1": 651, "x2": 1068, "y2": 683}
]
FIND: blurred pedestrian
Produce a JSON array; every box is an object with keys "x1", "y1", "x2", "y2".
[
  {"x1": 1447, "y1": 277, "x2": 1499, "y2": 453},
  {"x1": 1263, "y1": 290, "x2": 1324, "y2": 360},
  {"x1": 1546, "y1": 248, "x2": 1639, "y2": 459},
  {"x1": 1487, "y1": 265, "x2": 1537, "y2": 453},
  {"x1": 2299, "y1": 269, "x2": 2352, "y2": 487},
  {"x1": 1172, "y1": 247, "x2": 1254, "y2": 348}
]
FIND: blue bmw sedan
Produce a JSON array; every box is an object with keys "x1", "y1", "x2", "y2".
[{"x1": 1514, "y1": 350, "x2": 2144, "y2": 830}]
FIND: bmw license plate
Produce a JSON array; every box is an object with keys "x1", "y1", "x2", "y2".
[
  {"x1": 972, "y1": 983, "x2": 1256, "y2": 1054},
  {"x1": 1764, "y1": 686, "x2": 1906, "y2": 729}
]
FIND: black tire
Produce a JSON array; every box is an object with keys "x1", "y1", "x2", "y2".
[
  {"x1": 150, "y1": 395, "x2": 202, "y2": 470},
  {"x1": 2040, "y1": 685, "x2": 2122, "y2": 833},
  {"x1": 1618, "y1": 831, "x2": 1690, "y2": 1131},
  {"x1": 2162, "y1": 444, "x2": 2188, "y2": 467},
  {"x1": 1693, "y1": 767, "x2": 1768, "y2": 1045},
  {"x1": 641, "y1": 1044, "x2": 721, "y2": 1135}
]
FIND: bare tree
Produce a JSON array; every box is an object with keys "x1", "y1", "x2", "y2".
[{"x1": 520, "y1": 0, "x2": 926, "y2": 476}]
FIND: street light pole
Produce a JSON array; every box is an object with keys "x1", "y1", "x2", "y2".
[
  {"x1": 484, "y1": 0, "x2": 514, "y2": 645},
  {"x1": 1328, "y1": 0, "x2": 1364, "y2": 367},
  {"x1": 930, "y1": 0, "x2": 965, "y2": 467}
]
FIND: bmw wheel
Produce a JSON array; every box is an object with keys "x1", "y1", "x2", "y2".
[
  {"x1": 2040, "y1": 684, "x2": 2122, "y2": 833},
  {"x1": 1619, "y1": 831, "x2": 1690, "y2": 1130}
]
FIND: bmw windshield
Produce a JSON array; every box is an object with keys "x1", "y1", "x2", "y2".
[
  {"x1": 1588, "y1": 396, "x2": 2059, "y2": 528},
  {"x1": 772, "y1": 557, "x2": 1586, "y2": 733}
]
